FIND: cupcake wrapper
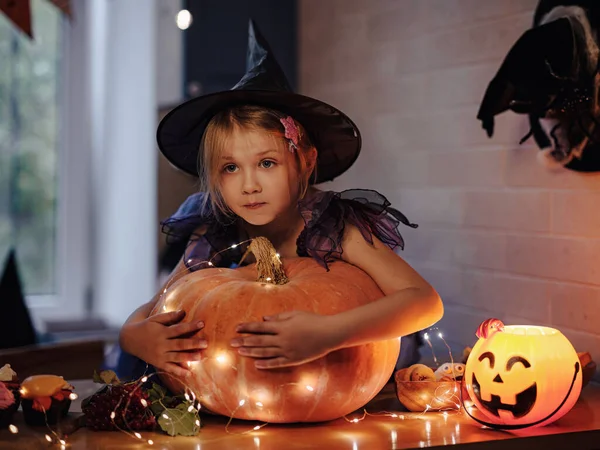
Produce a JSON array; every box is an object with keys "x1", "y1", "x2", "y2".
[
  {"x1": 21, "y1": 398, "x2": 71, "y2": 426},
  {"x1": 0, "y1": 401, "x2": 19, "y2": 429}
]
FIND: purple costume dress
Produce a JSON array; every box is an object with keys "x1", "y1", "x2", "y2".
[
  {"x1": 163, "y1": 189, "x2": 416, "y2": 272},
  {"x1": 114, "y1": 189, "x2": 422, "y2": 380}
]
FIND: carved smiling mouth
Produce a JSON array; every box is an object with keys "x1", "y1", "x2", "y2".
[{"x1": 472, "y1": 374, "x2": 537, "y2": 418}]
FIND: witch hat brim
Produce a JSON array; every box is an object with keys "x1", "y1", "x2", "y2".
[
  {"x1": 157, "y1": 20, "x2": 361, "y2": 184},
  {"x1": 476, "y1": 17, "x2": 578, "y2": 138}
]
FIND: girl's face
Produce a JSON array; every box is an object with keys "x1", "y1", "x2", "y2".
[{"x1": 217, "y1": 126, "x2": 303, "y2": 226}]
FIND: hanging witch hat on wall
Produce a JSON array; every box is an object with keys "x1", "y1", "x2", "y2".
[
  {"x1": 157, "y1": 19, "x2": 361, "y2": 184},
  {"x1": 0, "y1": 249, "x2": 37, "y2": 349},
  {"x1": 477, "y1": 1, "x2": 600, "y2": 171}
]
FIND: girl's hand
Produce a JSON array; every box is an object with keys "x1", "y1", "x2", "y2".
[
  {"x1": 121, "y1": 310, "x2": 207, "y2": 379},
  {"x1": 230, "y1": 311, "x2": 341, "y2": 369}
]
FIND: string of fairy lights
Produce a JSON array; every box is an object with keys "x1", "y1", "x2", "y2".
[{"x1": 4, "y1": 238, "x2": 466, "y2": 446}]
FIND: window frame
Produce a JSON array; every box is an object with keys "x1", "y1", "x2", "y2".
[{"x1": 25, "y1": 0, "x2": 91, "y2": 324}]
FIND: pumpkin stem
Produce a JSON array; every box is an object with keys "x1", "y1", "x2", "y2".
[{"x1": 245, "y1": 237, "x2": 289, "y2": 285}]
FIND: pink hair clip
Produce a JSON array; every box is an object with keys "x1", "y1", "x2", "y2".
[{"x1": 280, "y1": 116, "x2": 300, "y2": 153}]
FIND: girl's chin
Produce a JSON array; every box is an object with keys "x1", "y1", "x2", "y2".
[{"x1": 238, "y1": 212, "x2": 273, "y2": 226}]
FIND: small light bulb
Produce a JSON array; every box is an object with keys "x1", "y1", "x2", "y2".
[
  {"x1": 231, "y1": 244, "x2": 238, "y2": 249},
  {"x1": 60, "y1": 440, "x2": 66, "y2": 445},
  {"x1": 208, "y1": 261, "x2": 214, "y2": 266},
  {"x1": 256, "y1": 401, "x2": 263, "y2": 407},
  {"x1": 188, "y1": 405, "x2": 195, "y2": 412},
  {"x1": 424, "y1": 333, "x2": 429, "y2": 340},
  {"x1": 253, "y1": 425, "x2": 261, "y2": 430},
  {"x1": 69, "y1": 393, "x2": 78, "y2": 400},
  {"x1": 305, "y1": 385, "x2": 314, "y2": 392},
  {"x1": 134, "y1": 432, "x2": 142, "y2": 439},
  {"x1": 195, "y1": 419, "x2": 201, "y2": 426},
  {"x1": 239, "y1": 399, "x2": 246, "y2": 406},
  {"x1": 265, "y1": 277, "x2": 272, "y2": 282},
  {"x1": 148, "y1": 439, "x2": 154, "y2": 445},
  {"x1": 45, "y1": 435, "x2": 52, "y2": 442},
  {"x1": 8, "y1": 424, "x2": 18, "y2": 434},
  {"x1": 141, "y1": 376, "x2": 148, "y2": 383},
  {"x1": 176, "y1": 9, "x2": 193, "y2": 30},
  {"x1": 438, "y1": 332, "x2": 443, "y2": 339},
  {"x1": 140, "y1": 399, "x2": 148, "y2": 407},
  {"x1": 162, "y1": 414, "x2": 169, "y2": 419},
  {"x1": 110, "y1": 412, "x2": 116, "y2": 419}
]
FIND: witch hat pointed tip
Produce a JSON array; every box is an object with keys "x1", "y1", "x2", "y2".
[
  {"x1": 246, "y1": 18, "x2": 268, "y2": 52},
  {"x1": 248, "y1": 18, "x2": 255, "y2": 37},
  {"x1": 0, "y1": 248, "x2": 37, "y2": 349},
  {"x1": 248, "y1": 17, "x2": 257, "y2": 31}
]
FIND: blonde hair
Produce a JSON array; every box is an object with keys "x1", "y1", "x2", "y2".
[{"x1": 198, "y1": 105, "x2": 317, "y2": 217}]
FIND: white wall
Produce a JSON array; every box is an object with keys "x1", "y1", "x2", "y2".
[
  {"x1": 156, "y1": 0, "x2": 183, "y2": 107},
  {"x1": 89, "y1": 0, "x2": 158, "y2": 326},
  {"x1": 300, "y1": 0, "x2": 600, "y2": 381}
]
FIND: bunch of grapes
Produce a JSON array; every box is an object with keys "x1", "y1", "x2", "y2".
[{"x1": 82, "y1": 383, "x2": 156, "y2": 431}]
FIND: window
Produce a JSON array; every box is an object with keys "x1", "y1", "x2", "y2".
[
  {"x1": 0, "y1": 0, "x2": 63, "y2": 295},
  {"x1": 1, "y1": 0, "x2": 160, "y2": 326}
]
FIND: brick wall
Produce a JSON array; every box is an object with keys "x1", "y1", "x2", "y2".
[{"x1": 299, "y1": 0, "x2": 600, "y2": 380}]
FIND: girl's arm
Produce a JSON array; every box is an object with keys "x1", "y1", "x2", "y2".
[
  {"x1": 232, "y1": 224, "x2": 443, "y2": 369},
  {"x1": 331, "y1": 223, "x2": 443, "y2": 348},
  {"x1": 118, "y1": 256, "x2": 206, "y2": 378}
]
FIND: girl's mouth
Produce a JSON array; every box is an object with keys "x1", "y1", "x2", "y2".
[{"x1": 244, "y1": 203, "x2": 266, "y2": 210}]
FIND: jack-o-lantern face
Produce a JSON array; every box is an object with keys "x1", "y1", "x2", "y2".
[
  {"x1": 471, "y1": 352, "x2": 536, "y2": 418},
  {"x1": 465, "y1": 319, "x2": 582, "y2": 428}
]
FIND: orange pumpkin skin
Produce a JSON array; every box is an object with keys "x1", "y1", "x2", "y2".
[{"x1": 152, "y1": 257, "x2": 400, "y2": 423}]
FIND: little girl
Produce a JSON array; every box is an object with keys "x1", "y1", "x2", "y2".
[{"x1": 118, "y1": 21, "x2": 443, "y2": 380}]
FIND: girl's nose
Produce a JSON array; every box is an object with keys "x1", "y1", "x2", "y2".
[{"x1": 242, "y1": 173, "x2": 261, "y2": 194}]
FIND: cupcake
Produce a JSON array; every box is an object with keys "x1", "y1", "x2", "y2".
[
  {"x1": 20, "y1": 375, "x2": 75, "y2": 426},
  {"x1": 0, "y1": 364, "x2": 20, "y2": 395},
  {"x1": 0, "y1": 382, "x2": 18, "y2": 428}
]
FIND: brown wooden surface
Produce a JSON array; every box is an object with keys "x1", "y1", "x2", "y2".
[
  {"x1": 0, "y1": 340, "x2": 105, "y2": 380},
  {"x1": 1, "y1": 380, "x2": 599, "y2": 449}
]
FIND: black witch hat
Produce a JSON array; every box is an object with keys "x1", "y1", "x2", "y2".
[
  {"x1": 157, "y1": 20, "x2": 361, "y2": 184},
  {"x1": 0, "y1": 249, "x2": 37, "y2": 349},
  {"x1": 476, "y1": 1, "x2": 600, "y2": 171},
  {"x1": 477, "y1": 17, "x2": 585, "y2": 141}
]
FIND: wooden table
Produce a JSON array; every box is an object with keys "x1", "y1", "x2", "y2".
[{"x1": 1, "y1": 381, "x2": 599, "y2": 450}]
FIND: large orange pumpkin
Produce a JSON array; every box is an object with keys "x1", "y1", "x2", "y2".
[{"x1": 151, "y1": 238, "x2": 400, "y2": 423}]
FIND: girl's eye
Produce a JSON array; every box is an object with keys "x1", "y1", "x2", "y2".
[
  {"x1": 223, "y1": 164, "x2": 238, "y2": 173},
  {"x1": 260, "y1": 160, "x2": 276, "y2": 169}
]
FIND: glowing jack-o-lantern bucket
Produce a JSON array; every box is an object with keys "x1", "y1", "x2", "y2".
[{"x1": 464, "y1": 319, "x2": 582, "y2": 429}]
